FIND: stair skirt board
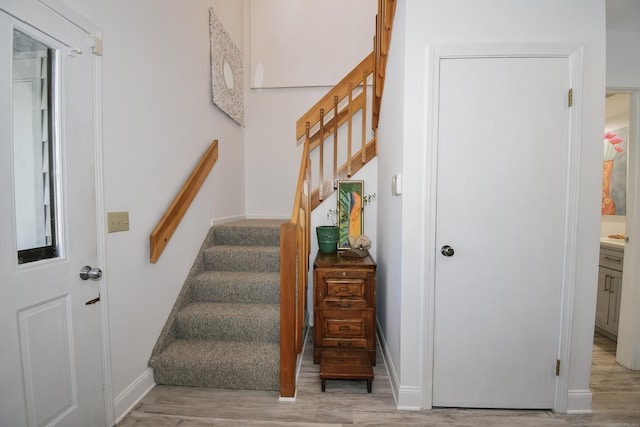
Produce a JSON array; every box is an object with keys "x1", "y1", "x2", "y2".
[{"x1": 149, "y1": 219, "x2": 286, "y2": 392}]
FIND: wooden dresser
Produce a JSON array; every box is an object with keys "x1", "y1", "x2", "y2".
[{"x1": 313, "y1": 251, "x2": 377, "y2": 366}]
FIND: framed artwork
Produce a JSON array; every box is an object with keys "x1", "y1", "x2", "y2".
[
  {"x1": 209, "y1": 7, "x2": 244, "y2": 126},
  {"x1": 337, "y1": 180, "x2": 364, "y2": 250},
  {"x1": 602, "y1": 127, "x2": 627, "y2": 215}
]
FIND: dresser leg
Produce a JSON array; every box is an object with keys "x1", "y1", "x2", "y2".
[
  {"x1": 367, "y1": 379, "x2": 372, "y2": 393},
  {"x1": 321, "y1": 379, "x2": 326, "y2": 392}
]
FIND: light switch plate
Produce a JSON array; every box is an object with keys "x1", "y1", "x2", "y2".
[{"x1": 107, "y1": 211, "x2": 129, "y2": 233}]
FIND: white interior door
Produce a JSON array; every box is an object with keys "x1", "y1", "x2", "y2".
[
  {"x1": 0, "y1": 3, "x2": 105, "y2": 426},
  {"x1": 432, "y1": 56, "x2": 571, "y2": 408}
]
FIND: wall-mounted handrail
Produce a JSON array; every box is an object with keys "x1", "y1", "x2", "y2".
[{"x1": 150, "y1": 140, "x2": 219, "y2": 263}]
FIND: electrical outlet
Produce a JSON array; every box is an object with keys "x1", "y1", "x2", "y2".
[{"x1": 107, "y1": 211, "x2": 129, "y2": 233}]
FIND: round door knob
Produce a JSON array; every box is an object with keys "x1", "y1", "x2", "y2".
[
  {"x1": 441, "y1": 245, "x2": 455, "y2": 257},
  {"x1": 79, "y1": 265, "x2": 102, "y2": 280}
]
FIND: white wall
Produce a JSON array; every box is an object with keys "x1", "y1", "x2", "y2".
[
  {"x1": 59, "y1": 0, "x2": 246, "y2": 420},
  {"x1": 243, "y1": 0, "x2": 377, "y2": 218},
  {"x1": 249, "y1": 0, "x2": 376, "y2": 88},
  {"x1": 377, "y1": 0, "x2": 605, "y2": 412}
]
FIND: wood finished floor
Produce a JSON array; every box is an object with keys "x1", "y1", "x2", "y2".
[{"x1": 117, "y1": 332, "x2": 640, "y2": 426}]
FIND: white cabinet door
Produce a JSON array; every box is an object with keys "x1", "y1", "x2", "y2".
[
  {"x1": 0, "y1": 2, "x2": 106, "y2": 426},
  {"x1": 433, "y1": 56, "x2": 570, "y2": 409}
]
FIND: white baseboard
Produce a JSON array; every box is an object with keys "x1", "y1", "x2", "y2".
[
  {"x1": 565, "y1": 389, "x2": 593, "y2": 414},
  {"x1": 210, "y1": 215, "x2": 246, "y2": 226},
  {"x1": 245, "y1": 214, "x2": 289, "y2": 220},
  {"x1": 113, "y1": 367, "x2": 156, "y2": 424},
  {"x1": 377, "y1": 321, "x2": 423, "y2": 410}
]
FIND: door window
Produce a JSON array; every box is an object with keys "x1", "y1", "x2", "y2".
[{"x1": 12, "y1": 29, "x2": 59, "y2": 264}]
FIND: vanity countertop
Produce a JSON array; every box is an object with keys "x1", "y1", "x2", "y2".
[{"x1": 600, "y1": 236, "x2": 625, "y2": 250}]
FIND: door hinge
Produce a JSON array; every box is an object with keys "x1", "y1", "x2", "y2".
[
  {"x1": 568, "y1": 89, "x2": 573, "y2": 107},
  {"x1": 556, "y1": 359, "x2": 561, "y2": 376}
]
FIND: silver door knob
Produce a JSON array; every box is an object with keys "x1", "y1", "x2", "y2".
[
  {"x1": 441, "y1": 245, "x2": 455, "y2": 257},
  {"x1": 79, "y1": 265, "x2": 102, "y2": 280}
]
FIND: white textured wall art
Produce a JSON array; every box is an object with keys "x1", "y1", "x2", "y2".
[{"x1": 209, "y1": 7, "x2": 244, "y2": 125}]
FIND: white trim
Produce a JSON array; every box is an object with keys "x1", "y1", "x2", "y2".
[
  {"x1": 423, "y1": 43, "x2": 584, "y2": 412},
  {"x1": 396, "y1": 387, "x2": 424, "y2": 411},
  {"x1": 210, "y1": 214, "x2": 246, "y2": 226},
  {"x1": 245, "y1": 214, "x2": 290, "y2": 220},
  {"x1": 554, "y1": 44, "x2": 584, "y2": 414},
  {"x1": 377, "y1": 319, "x2": 400, "y2": 408},
  {"x1": 113, "y1": 368, "x2": 156, "y2": 424},
  {"x1": 565, "y1": 389, "x2": 593, "y2": 414},
  {"x1": 90, "y1": 29, "x2": 114, "y2": 427},
  {"x1": 39, "y1": 0, "x2": 97, "y2": 34}
]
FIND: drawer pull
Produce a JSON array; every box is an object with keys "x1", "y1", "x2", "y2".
[
  {"x1": 339, "y1": 286, "x2": 350, "y2": 292},
  {"x1": 339, "y1": 326, "x2": 350, "y2": 331},
  {"x1": 603, "y1": 256, "x2": 621, "y2": 262},
  {"x1": 339, "y1": 300, "x2": 351, "y2": 307},
  {"x1": 338, "y1": 342, "x2": 353, "y2": 347}
]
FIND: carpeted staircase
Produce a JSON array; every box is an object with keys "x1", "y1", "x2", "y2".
[{"x1": 149, "y1": 219, "x2": 285, "y2": 391}]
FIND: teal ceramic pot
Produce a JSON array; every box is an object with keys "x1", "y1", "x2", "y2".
[{"x1": 316, "y1": 226, "x2": 339, "y2": 253}]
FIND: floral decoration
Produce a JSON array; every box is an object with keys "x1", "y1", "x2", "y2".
[{"x1": 603, "y1": 132, "x2": 624, "y2": 161}]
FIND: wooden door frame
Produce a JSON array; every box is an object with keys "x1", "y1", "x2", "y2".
[{"x1": 422, "y1": 43, "x2": 583, "y2": 412}]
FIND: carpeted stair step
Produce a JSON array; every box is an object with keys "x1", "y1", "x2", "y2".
[
  {"x1": 175, "y1": 302, "x2": 279, "y2": 342},
  {"x1": 211, "y1": 219, "x2": 283, "y2": 247},
  {"x1": 190, "y1": 271, "x2": 280, "y2": 304},
  {"x1": 151, "y1": 339, "x2": 279, "y2": 390},
  {"x1": 203, "y1": 245, "x2": 280, "y2": 272}
]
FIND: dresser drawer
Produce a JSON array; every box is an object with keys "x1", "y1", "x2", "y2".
[
  {"x1": 315, "y1": 269, "x2": 374, "y2": 308},
  {"x1": 600, "y1": 247, "x2": 623, "y2": 271},
  {"x1": 315, "y1": 309, "x2": 374, "y2": 349}
]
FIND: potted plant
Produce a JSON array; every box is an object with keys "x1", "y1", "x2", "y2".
[{"x1": 316, "y1": 209, "x2": 339, "y2": 253}]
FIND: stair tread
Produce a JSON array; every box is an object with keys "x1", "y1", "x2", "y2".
[
  {"x1": 195, "y1": 270, "x2": 280, "y2": 280},
  {"x1": 211, "y1": 219, "x2": 286, "y2": 247},
  {"x1": 151, "y1": 340, "x2": 279, "y2": 390},
  {"x1": 154, "y1": 339, "x2": 279, "y2": 364},
  {"x1": 191, "y1": 271, "x2": 280, "y2": 304},
  {"x1": 179, "y1": 301, "x2": 280, "y2": 316},
  {"x1": 203, "y1": 245, "x2": 280, "y2": 272},
  {"x1": 175, "y1": 302, "x2": 279, "y2": 342}
]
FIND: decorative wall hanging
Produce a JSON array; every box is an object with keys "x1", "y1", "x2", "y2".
[
  {"x1": 209, "y1": 7, "x2": 244, "y2": 126},
  {"x1": 337, "y1": 180, "x2": 364, "y2": 250},
  {"x1": 602, "y1": 128, "x2": 627, "y2": 215}
]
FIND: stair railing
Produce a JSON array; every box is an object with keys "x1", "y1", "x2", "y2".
[
  {"x1": 279, "y1": 0, "x2": 396, "y2": 398},
  {"x1": 150, "y1": 139, "x2": 219, "y2": 263}
]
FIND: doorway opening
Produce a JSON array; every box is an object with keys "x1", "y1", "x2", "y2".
[
  {"x1": 595, "y1": 93, "x2": 630, "y2": 346},
  {"x1": 594, "y1": 89, "x2": 640, "y2": 373}
]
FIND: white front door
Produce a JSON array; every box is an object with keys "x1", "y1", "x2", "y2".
[
  {"x1": 0, "y1": 2, "x2": 106, "y2": 426},
  {"x1": 432, "y1": 56, "x2": 571, "y2": 408}
]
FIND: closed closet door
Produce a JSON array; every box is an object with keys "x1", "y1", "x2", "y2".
[{"x1": 433, "y1": 56, "x2": 570, "y2": 408}]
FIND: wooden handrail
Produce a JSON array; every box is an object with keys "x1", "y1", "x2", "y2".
[
  {"x1": 296, "y1": 53, "x2": 374, "y2": 141},
  {"x1": 279, "y1": 0, "x2": 395, "y2": 398},
  {"x1": 373, "y1": 0, "x2": 396, "y2": 129},
  {"x1": 149, "y1": 140, "x2": 219, "y2": 263}
]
